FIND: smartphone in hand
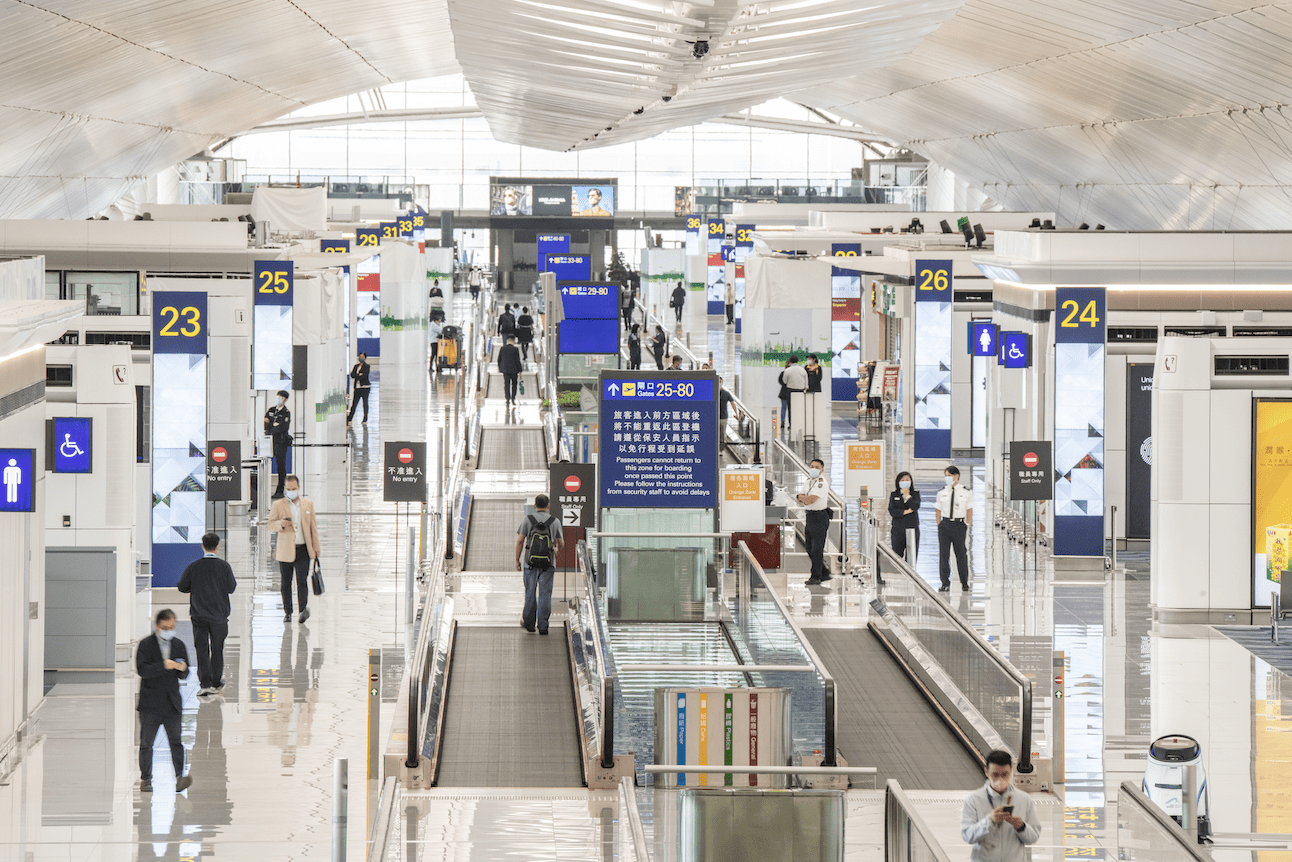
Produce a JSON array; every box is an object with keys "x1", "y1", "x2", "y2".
[{"x1": 1002, "y1": 806, "x2": 1014, "y2": 814}]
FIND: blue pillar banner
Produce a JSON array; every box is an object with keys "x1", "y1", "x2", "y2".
[
  {"x1": 253, "y1": 260, "x2": 294, "y2": 391},
  {"x1": 913, "y1": 260, "x2": 953, "y2": 459},
  {"x1": 151, "y1": 290, "x2": 208, "y2": 586},
  {"x1": 1053, "y1": 286, "x2": 1106, "y2": 556}
]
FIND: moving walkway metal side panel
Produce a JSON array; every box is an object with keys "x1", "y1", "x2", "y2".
[
  {"x1": 435, "y1": 627, "x2": 584, "y2": 787},
  {"x1": 805, "y1": 628, "x2": 983, "y2": 789},
  {"x1": 462, "y1": 498, "x2": 529, "y2": 571},
  {"x1": 477, "y1": 427, "x2": 547, "y2": 471}
]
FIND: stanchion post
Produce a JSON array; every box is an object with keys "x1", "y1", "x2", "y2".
[
  {"x1": 332, "y1": 758, "x2": 348, "y2": 862},
  {"x1": 368, "y1": 650, "x2": 381, "y2": 780},
  {"x1": 406, "y1": 525, "x2": 416, "y2": 625}
]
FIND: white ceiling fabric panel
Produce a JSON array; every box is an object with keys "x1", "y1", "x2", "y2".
[
  {"x1": 795, "y1": 0, "x2": 1292, "y2": 228},
  {"x1": 0, "y1": 0, "x2": 457, "y2": 219},
  {"x1": 447, "y1": 0, "x2": 968, "y2": 152}
]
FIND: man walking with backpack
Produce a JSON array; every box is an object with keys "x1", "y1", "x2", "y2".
[{"x1": 515, "y1": 494, "x2": 564, "y2": 635}]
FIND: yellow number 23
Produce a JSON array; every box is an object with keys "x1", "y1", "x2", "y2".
[{"x1": 158, "y1": 305, "x2": 201, "y2": 337}]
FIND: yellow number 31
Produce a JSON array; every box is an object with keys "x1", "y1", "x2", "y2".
[{"x1": 1060, "y1": 299, "x2": 1100, "y2": 328}]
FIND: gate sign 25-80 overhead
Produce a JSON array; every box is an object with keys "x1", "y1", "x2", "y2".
[{"x1": 598, "y1": 372, "x2": 718, "y2": 509}]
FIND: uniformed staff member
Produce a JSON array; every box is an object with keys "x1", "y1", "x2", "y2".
[
  {"x1": 888, "y1": 470, "x2": 920, "y2": 567},
  {"x1": 935, "y1": 465, "x2": 972, "y2": 592},
  {"x1": 797, "y1": 458, "x2": 832, "y2": 586},
  {"x1": 264, "y1": 390, "x2": 292, "y2": 499}
]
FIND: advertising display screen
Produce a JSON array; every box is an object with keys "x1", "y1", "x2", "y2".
[
  {"x1": 599, "y1": 373, "x2": 718, "y2": 509},
  {"x1": 490, "y1": 183, "x2": 616, "y2": 217},
  {"x1": 831, "y1": 243, "x2": 862, "y2": 401},
  {"x1": 558, "y1": 319, "x2": 619, "y2": 354},
  {"x1": 1253, "y1": 399, "x2": 1292, "y2": 606},
  {"x1": 547, "y1": 254, "x2": 592, "y2": 283},
  {"x1": 559, "y1": 282, "x2": 619, "y2": 320},
  {"x1": 355, "y1": 254, "x2": 381, "y2": 356},
  {"x1": 537, "y1": 234, "x2": 570, "y2": 272}
]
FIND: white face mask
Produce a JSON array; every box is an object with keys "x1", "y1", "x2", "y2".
[
  {"x1": 899, "y1": 480, "x2": 911, "y2": 490},
  {"x1": 279, "y1": 397, "x2": 287, "y2": 406},
  {"x1": 808, "y1": 467, "x2": 821, "y2": 478},
  {"x1": 945, "y1": 476, "x2": 956, "y2": 486},
  {"x1": 285, "y1": 489, "x2": 299, "y2": 501},
  {"x1": 156, "y1": 627, "x2": 174, "y2": 641}
]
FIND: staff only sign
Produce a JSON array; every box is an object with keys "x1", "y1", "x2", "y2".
[
  {"x1": 551, "y1": 462, "x2": 596, "y2": 527},
  {"x1": 383, "y1": 442, "x2": 427, "y2": 503},
  {"x1": 1010, "y1": 441, "x2": 1053, "y2": 501}
]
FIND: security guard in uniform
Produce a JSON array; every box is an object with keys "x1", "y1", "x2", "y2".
[
  {"x1": 935, "y1": 465, "x2": 972, "y2": 592},
  {"x1": 797, "y1": 458, "x2": 832, "y2": 586},
  {"x1": 264, "y1": 391, "x2": 291, "y2": 499}
]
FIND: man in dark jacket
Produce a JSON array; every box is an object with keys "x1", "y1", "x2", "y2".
[
  {"x1": 498, "y1": 335, "x2": 524, "y2": 406},
  {"x1": 264, "y1": 390, "x2": 291, "y2": 498},
  {"x1": 670, "y1": 281, "x2": 686, "y2": 323},
  {"x1": 137, "y1": 609, "x2": 193, "y2": 793},
  {"x1": 347, "y1": 353, "x2": 371, "y2": 424},
  {"x1": 177, "y1": 532, "x2": 238, "y2": 696},
  {"x1": 498, "y1": 303, "x2": 516, "y2": 339}
]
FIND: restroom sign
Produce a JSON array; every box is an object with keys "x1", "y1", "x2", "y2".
[{"x1": 0, "y1": 448, "x2": 36, "y2": 513}]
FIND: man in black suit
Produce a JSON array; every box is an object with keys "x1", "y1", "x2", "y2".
[
  {"x1": 136, "y1": 609, "x2": 193, "y2": 793},
  {"x1": 347, "y1": 353, "x2": 371, "y2": 424},
  {"x1": 498, "y1": 335, "x2": 523, "y2": 406}
]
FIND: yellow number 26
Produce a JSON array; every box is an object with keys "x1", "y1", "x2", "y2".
[{"x1": 918, "y1": 267, "x2": 949, "y2": 291}]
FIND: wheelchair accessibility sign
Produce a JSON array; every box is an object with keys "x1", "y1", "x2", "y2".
[{"x1": 49, "y1": 417, "x2": 92, "y2": 474}]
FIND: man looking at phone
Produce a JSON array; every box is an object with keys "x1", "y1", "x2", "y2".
[{"x1": 960, "y1": 750, "x2": 1041, "y2": 862}]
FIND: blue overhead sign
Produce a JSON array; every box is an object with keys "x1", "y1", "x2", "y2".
[
  {"x1": 559, "y1": 282, "x2": 619, "y2": 319},
  {"x1": 999, "y1": 331, "x2": 1031, "y2": 369},
  {"x1": 968, "y1": 321, "x2": 997, "y2": 357},
  {"x1": 599, "y1": 372, "x2": 718, "y2": 509},
  {"x1": 51, "y1": 417, "x2": 92, "y2": 473},
  {"x1": 558, "y1": 319, "x2": 619, "y2": 354},
  {"x1": 547, "y1": 254, "x2": 592, "y2": 283},
  {"x1": 0, "y1": 449, "x2": 36, "y2": 512},
  {"x1": 537, "y1": 234, "x2": 570, "y2": 272}
]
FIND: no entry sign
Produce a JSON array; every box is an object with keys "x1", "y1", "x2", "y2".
[{"x1": 384, "y1": 441, "x2": 427, "y2": 503}]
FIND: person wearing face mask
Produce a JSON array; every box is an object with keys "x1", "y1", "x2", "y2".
[
  {"x1": 268, "y1": 475, "x2": 322, "y2": 623},
  {"x1": 888, "y1": 471, "x2": 921, "y2": 564},
  {"x1": 264, "y1": 390, "x2": 292, "y2": 499},
  {"x1": 961, "y1": 750, "x2": 1041, "y2": 862},
  {"x1": 935, "y1": 464, "x2": 972, "y2": 592},
  {"x1": 136, "y1": 608, "x2": 193, "y2": 793},
  {"x1": 796, "y1": 458, "x2": 832, "y2": 586}
]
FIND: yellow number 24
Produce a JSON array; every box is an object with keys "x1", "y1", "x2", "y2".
[{"x1": 1060, "y1": 299, "x2": 1100, "y2": 328}]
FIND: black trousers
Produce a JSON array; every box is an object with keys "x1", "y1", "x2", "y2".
[
  {"x1": 429, "y1": 342, "x2": 438, "y2": 369},
  {"x1": 629, "y1": 355, "x2": 641, "y2": 370},
  {"x1": 938, "y1": 520, "x2": 970, "y2": 588},
  {"x1": 805, "y1": 509, "x2": 830, "y2": 580},
  {"x1": 347, "y1": 387, "x2": 369, "y2": 422},
  {"x1": 654, "y1": 352, "x2": 664, "y2": 370},
  {"x1": 139, "y1": 709, "x2": 184, "y2": 781},
  {"x1": 191, "y1": 617, "x2": 229, "y2": 689},
  {"x1": 272, "y1": 437, "x2": 289, "y2": 497},
  {"x1": 622, "y1": 307, "x2": 633, "y2": 328},
  {"x1": 725, "y1": 303, "x2": 734, "y2": 324},
  {"x1": 470, "y1": 285, "x2": 479, "y2": 299},
  {"x1": 520, "y1": 339, "x2": 531, "y2": 360},
  {"x1": 280, "y1": 546, "x2": 310, "y2": 614},
  {"x1": 674, "y1": 304, "x2": 683, "y2": 322},
  {"x1": 891, "y1": 524, "x2": 919, "y2": 563},
  {"x1": 503, "y1": 373, "x2": 519, "y2": 402}
]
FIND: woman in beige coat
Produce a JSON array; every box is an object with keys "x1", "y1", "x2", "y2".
[{"x1": 267, "y1": 475, "x2": 322, "y2": 623}]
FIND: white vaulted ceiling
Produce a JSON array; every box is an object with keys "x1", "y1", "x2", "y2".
[
  {"x1": 446, "y1": 0, "x2": 967, "y2": 151},
  {"x1": 0, "y1": 0, "x2": 457, "y2": 219}
]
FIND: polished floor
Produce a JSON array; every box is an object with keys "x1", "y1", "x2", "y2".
[{"x1": 1, "y1": 289, "x2": 1288, "y2": 860}]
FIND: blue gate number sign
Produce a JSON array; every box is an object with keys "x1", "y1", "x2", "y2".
[{"x1": 599, "y1": 374, "x2": 718, "y2": 509}]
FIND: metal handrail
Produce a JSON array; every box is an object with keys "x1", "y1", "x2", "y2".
[
  {"x1": 620, "y1": 664, "x2": 820, "y2": 673},
  {"x1": 736, "y1": 540, "x2": 837, "y2": 766},
  {"x1": 577, "y1": 540, "x2": 618, "y2": 769},
  {"x1": 1118, "y1": 780, "x2": 1213, "y2": 862},
  {"x1": 875, "y1": 541, "x2": 1033, "y2": 771},
  {"x1": 619, "y1": 776, "x2": 651, "y2": 862},
  {"x1": 885, "y1": 780, "x2": 953, "y2": 862},
  {"x1": 365, "y1": 776, "x2": 399, "y2": 862}
]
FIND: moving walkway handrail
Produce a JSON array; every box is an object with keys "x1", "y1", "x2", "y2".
[
  {"x1": 576, "y1": 539, "x2": 619, "y2": 769},
  {"x1": 885, "y1": 779, "x2": 953, "y2": 862},
  {"x1": 366, "y1": 776, "x2": 399, "y2": 862},
  {"x1": 875, "y1": 541, "x2": 1034, "y2": 771},
  {"x1": 735, "y1": 540, "x2": 837, "y2": 766},
  {"x1": 619, "y1": 776, "x2": 651, "y2": 862},
  {"x1": 1117, "y1": 780, "x2": 1212, "y2": 862}
]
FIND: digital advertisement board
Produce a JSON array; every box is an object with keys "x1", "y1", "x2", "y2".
[
  {"x1": 559, "y1": 282, "x2": 619, "y2": 320},
  {"x1": 831, "y1": 243, "x2": 862, "y2": 401},
  {"x1": 490, "y1": 182, "x2": 616, "y2": 217},
  {"x1": 356, "y1": 254, "x2": 381, "y2": 357},
  {"x1": 547, "y1": 254, "x2": 592, "y2": 284},
  {"x1": 913, "y1": 260, "x2": 952, "y2": 459},
  {"x1": 598, "y1": 372, "x2": 718, "y2": 509},
  {"x1": 1253, "y1": 399, "x2": 1292, "y2": 606},
  {"x1": 559, "y1": 319, "x2": 619, "y2": 354},
  {"x1": 706, "y1": 217, "x2": 725, "y2": 315},
  {"x1": 1126, "y1": 362, "x2": 1153, "y2": 539},
  {"x1": 1053, "y1": 286, "x2": 1106, "y2": 557},
  {"x1": 253, "y1": 260, "x2": 294, "y2": 391}
]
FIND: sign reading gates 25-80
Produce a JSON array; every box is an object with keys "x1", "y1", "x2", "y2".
[{"x1": 152, "y1": 290, "x2": 207, "y2": 354}]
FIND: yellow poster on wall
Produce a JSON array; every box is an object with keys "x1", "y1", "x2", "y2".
[{"x1": 1253, "y1": 399, "x2": 1292, "y2": 606}]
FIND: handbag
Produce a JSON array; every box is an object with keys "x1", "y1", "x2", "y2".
[
  {"x1": 311, "y1": 559, "x2": 326, "y2": 595},
  {"x1": 519, "y1": 378, "x2": 526, "y2": 395}
]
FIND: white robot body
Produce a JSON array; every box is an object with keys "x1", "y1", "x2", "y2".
[{"x1": 1142, "y1": 734, "x2": 1210, "y2": 841}]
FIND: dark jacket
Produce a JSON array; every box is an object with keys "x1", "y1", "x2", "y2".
[
  {"x1": 720, "y1": 388, "x2": 733, "y2": 421},
  {"x1": 177, "y1": 555, "x2": 238, "y2": 622},
  {"x1": 263, "y1": 404, "x2": 291, "y2": 441},
  {"x1": 651, "y1": 331, "x2": 667, "y2": 358},
  {"x1": 778, "y1": 370, "x2": 791, "y2": 402},
  {"x1": 806, "y1": 364, "x2": 823, "y2": 393},
  {"x1": 349, "y1": 360, "x2": 371, "y2": 390},
  {"x1": 498, "y1": 311, "x2": 516, "y2": 335},
  {"x1": 137, "y1": 634, "x2": 189, "y2": 714},
  {"x1": 628, "y1": 332, "x2": 642, "y2": 362},
  {"x1": 671, "y1": 286, "x2": 686, "y2": 308},
  {"x1": 498, "y1": 343, "x2": 523, "y2": 375},
  {"x1": 516, "y1": 313, "x2": 534, "y2": 343},
  {"x1": 888, "y1": 489, "x2": 921, "y2": 531}
]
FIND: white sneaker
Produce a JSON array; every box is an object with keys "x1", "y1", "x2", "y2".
[{"x1": 197, "y1": 687, "x2": 213, "y2": 696}]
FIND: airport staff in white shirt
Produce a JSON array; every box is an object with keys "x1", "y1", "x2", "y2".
[
  {"x1": 960, "y1": 750, "x2": 1041, "y2": 862},
  {"x1": 934, "y1": 465, "x2": 972, "y2": 592},
  {"x1": 796, "y1": 458, "x2": 832, "y2": 586}
]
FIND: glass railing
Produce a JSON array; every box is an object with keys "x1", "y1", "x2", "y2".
[
  {"x1": 571, "y1": 541, "x2": 618, "y2": 771},
  {"x1": 366, "y1": 776, "x2": 401, "y2": 862},
  {"x1": 723, "y1": 541, "x2": 837, "y2": 769},
  {"x1": 874, "y1": 543, "x2": 1033, "y2": 770},
  {"x1": 1117, "y1": 781, "x2": 1211, "y2": 862},
  {"x1": 885, "y1": 779, "x2": 952, "y2": 862},
  {"x1": 619, "y1": 777, "x2": 652, "y2": 862}
]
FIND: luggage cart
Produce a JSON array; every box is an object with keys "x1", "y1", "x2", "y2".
[{"x1": 437, "y1": 324, "x2": 463, "y2": 373}]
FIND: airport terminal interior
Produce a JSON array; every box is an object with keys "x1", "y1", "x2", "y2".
[{"x1": 4, "y1": 2, "x2": 1292, "y2": 860}]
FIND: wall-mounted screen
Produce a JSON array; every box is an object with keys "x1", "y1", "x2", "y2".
[
  {"x1": 491, "y1": 181, "x2": 616, "y2": 217},
  {"x1": 559, "y1": 319, "x2": 619, "y2": 354},
  {"x1": 1254, "y1": 399, "x2": 1292, "y2": 606}
]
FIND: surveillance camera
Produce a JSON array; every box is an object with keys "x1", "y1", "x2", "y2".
[
  {"x1": 692, "y1": 40, "x2": 709, "y2": 59},
  {"x1": 662, "y1": 95, "x2": 672, "y2": 102},
  {"x1": 633, "y1": 107, "x2": 645, "y2": 115}
]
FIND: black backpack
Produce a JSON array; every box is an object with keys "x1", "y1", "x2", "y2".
[{"x1": 525, "y1": 515, "x2": 555, "y2": 567}]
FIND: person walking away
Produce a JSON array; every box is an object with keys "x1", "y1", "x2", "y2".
[
  {"x1": 347, "y1": 354, "x2": 371, "y2": 425},
  {"x1": 498, "y1": 335, "x2": 523, "y2": 406},
  {"x1": 627, "y1": 323, "x2": 642, "y2": 370},
  {"x1": 137, "y1": 609, "x2": 193, "y2": 793},
  {"x1": 779, "y1": 356, "x2": 808, "y2": 432},
  {"x1": 428, "y1": 317, "x2": 442, "y2": 371},
  {"x1": 671, "y1": 281, "x2": 686, "y2": 324},
  {"x1": 888, "y1": 471, "x2": 920, "y2": 566},
  {"x1": 177, "y1": 532, "x2": 237, "y2": 696},
  {"x1": 498, "y1": 303, "x2": 516, "y2": 340},
  {"x1": 651, "y1": 325, "x2": 667, "y2": 370},
  {"x1": 264, "y1": 390, "x2": 291, "y2": 498},
  {"x1": 516, "y1": 306, "x2": 535, "y2": 360},
  {"x1": 469, "y1": 266, "x2": 482, "y2": 301},
  {"x1": 620, "y1": 284, "x2": 634, "y2": 328},
  {"x1": 797, "y1": 458, "x2": 832, "y2": 585},
  {"x1": 961, "y1": 750, "x2": 1041, "y2": 862},
  {"x1": 718, "y1": 376, "x2": 739, "y2": 425},
  {"x1": 935, "y1": 465, "x2": 972, "y2": 592},
  {"x1": 515, "y1": 494, "x2": 564, "y2": 634},
  {"x1": 725, "y1": 282, "x2": 735, "y2": 325},
  {"x1": 268, "y1": 475, "x2": 322, "y2": 622}
]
